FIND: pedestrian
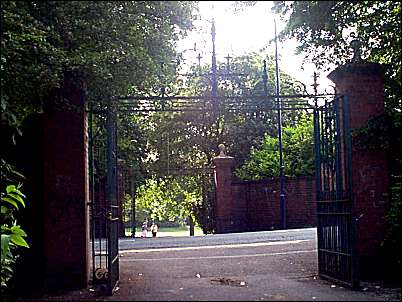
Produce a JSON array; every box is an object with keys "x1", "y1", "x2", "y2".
[
  {"x1": 141, "y1": 220, "x2": 148, "y2": 238},
  {"x1": 151, "y1": 221, "x2": 158, "y2": 238}
]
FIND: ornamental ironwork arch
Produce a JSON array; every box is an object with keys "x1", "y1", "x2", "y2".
[{"x1": 87, "y1": 19, "x2": 356, "y2": 295}]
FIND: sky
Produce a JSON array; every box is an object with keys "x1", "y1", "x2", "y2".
[{"x1": 177, "y1": 1, "x2": 336, "y2": 94}]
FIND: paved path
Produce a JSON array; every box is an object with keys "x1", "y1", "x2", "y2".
[
  {"x1": 118, "y1": 228, "x2": 317, "y2": 250},
  {"x1": 19, "y1": 228, "x2": 400, "y2": 301}
]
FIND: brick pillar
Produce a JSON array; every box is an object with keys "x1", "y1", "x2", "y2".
[
  {"x1": 42, "y1": 79, "x2": 89, "y2": 290},
  {"x1": 328, "y1": 62, "x2": 390, "y2": 279},
  {"x1": 213, "y1": 144, "x2": 234, "y2": 233}
]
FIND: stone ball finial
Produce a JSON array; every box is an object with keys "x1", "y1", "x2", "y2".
[
  {"x1": 218, "y1": 143, "x2": 226, "y2": 157},
  {"x1": 350, "y1": 39, "x2": 363, "y2": 63}
]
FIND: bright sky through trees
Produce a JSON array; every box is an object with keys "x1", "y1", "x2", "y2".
[{"x1": 177, "y1": 1, "x2": 335, "y2": 94}]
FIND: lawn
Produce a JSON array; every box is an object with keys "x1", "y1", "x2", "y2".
[{"x1": 125, "y1": 226, "x2": 204, "y2": 237}]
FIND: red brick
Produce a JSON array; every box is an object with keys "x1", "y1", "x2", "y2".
[
  {"x1": 328, "y1": 62, "x2": 390, "y2": 279},
  {"x1": 42, "y1": 79, "x2": 89, "y2": 290}
]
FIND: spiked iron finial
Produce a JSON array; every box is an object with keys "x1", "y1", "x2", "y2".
[
  {"x1": 312, "y1": 72, "x2": 319, "y2": 95},
  {"x1": 225, "y1": 54, "x2": 232, "y2": 72}
]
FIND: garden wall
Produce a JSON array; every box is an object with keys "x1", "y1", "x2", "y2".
[
  {"x1": 230, "y1": 176, "x2": 317, "y2": 232},
  {"x1": 213, "y1": 152, "x2": 317, "y2": 233}
]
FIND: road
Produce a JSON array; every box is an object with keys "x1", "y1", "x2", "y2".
[
  {"x1": 21, "y1": 228, "x2": 400, "y2": 301},
  {"x1": 118, "y1": 227, "x2": 317, "y2": 250},
  {"x1": 105, "y1": 228, "x2": 398, "y2": 301}
]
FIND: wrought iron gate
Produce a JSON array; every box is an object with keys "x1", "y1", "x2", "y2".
[
  {"x1": 86, "y1": 18, "x2": 360, "y2": 295},
  {"x1": 313, "y1": 95, "x2": 358, "y2": 289},
  {"x1": 105, "y1": 105, "x2": 120, "y2": 294},
  {"x1": 89, "y1": 103, "x2": 119, "y2": 295}
]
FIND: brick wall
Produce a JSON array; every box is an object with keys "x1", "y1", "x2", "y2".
[
  {"x1": 230, "y1": 176, "x2": 316, "y2": 232},
  {"x1": 213, "y1": 153, "x2": 317, "y2": 233}
]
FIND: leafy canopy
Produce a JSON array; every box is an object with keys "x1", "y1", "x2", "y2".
[
  {"x1": 1, "y1": 1, "x2": 197, "y2": 135},
  {"x1": 272, "y1": 1, "x2": 401, "y2": 111},
  {"x1": 235, "y1": 114, "x2": 314, "y2": 179}
]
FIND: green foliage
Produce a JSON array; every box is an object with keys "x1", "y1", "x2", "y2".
[
  {"x1": 216, "y1": 53, "x2": 307, "y2": 166},
  {"x1": 352, "y1": 111, "x2": 401, "y2": 155},
  {"x1": 1, "y1": 1, "x2": 65, "y2": 134},
  {"x1": 272, "y1": 1, "x2": 401, "y2": 111},
  {"x1": 134, "y1": 176, "x2": 202, "y2": 225},
  {"x1": 1, "y1": 168, "x2": 29, "y2": 289},
  {"x1": 122, "y1": 193, "x2": 132, "y2": 224},
  {"x1": 381, "y1": 174, "x2": 401, "y2": 281},
  {"x1": 235, "y1": 114, "x2": 314, "y2": 179},
  {"x1": 1, "y1": 1, "x2": 197, "y2": 138}
]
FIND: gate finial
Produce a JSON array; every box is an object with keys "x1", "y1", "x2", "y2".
[
  {"x1": 218, "y1": 143, "x2": 226, "y2": 157},
  {"x1": 312, "y1": 72, "x2": 319, "y2": 96}
]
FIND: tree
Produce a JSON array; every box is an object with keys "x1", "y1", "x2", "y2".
[
  {"x1": 1, "y1": 0, "x2": 198, "y2": 191},
  {"x1": 1, "y1": 1, "x2": 197, "y2": 138},
  {"x1": 271, "y1": 1, "x2": 400, "y2": 110},
  {"x1": 144, "y1": 52, "x2": 308, "y2": 174},
  {"x1": 134, "y1": 176, "x2": 202, "y2": 225},
  {"x1": 235, "y1": 113, "x2": 314, "y2": 180}
]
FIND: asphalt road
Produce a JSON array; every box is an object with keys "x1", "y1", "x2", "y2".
[
  {"x1": 118, "y1": 227, "x2": 317, "y2": 250},
  {"x1": 20, "y1": 228, "x2": 400, "y2": 301},
  {"x1": 107, "y1": 228, "x2": 398, "y2": 301}
]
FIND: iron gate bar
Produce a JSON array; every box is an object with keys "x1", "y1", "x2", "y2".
[
  {"x1": 89, "y1": 103, "x2": 96, "y2": 284},
  {"x1": 86, "y1": 99, "x2": 321, "y2": 115},
  {"x1": 334, "y1": 97, "x2": 343, "y2": 199},
  {"x1": 91, "y1": 107, "x2": 316, "y2": 115},
  {"x1": 314, "y1": 94, "x2": 357, "y2": 289},
  {"x1": 326, "y1": 100, "x2": 337, "y2": 198},
  {"x1": 112, "y1": 93, "x2": 336, "y2": 101},
  {"x1": 274, "y1": 18, "x2": 286, "y2": 230},
  {"x1": 106, "y1": 103, "x2": 119, "y2": 295},
  {"x1": 344, "y1": 94, "x2": 359, "y2": 289},
  {"x1": 88, "y1": 97, "x2": 318, "y2": 114}
]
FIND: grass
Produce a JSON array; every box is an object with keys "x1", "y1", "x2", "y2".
[{"x1": 125, "y1": 225, "x2": 204, "y2": 237}]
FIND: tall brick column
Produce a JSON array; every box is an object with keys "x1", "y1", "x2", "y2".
[
  {"x1": 213, "y1": 144, "x2": 235, "y2": 233},
  {"x1": 328, "y1": 53, "x2": 390, "y2": 279},
  {"x1": 42, "y1": 79, "x2": 89, "y2": 290}
]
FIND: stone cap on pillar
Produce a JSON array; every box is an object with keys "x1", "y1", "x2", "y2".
[
  {"x1": 214, "y1": 144, "x2": 233, "y2": 158},
  {"x1": 328, "y1": 63, "x2": 385, "y2": 84},
  {"x1": 213, "y1": 144, "x2": 234, "y2": 166}
]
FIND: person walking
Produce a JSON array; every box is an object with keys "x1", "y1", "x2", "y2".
[
  {"x1": 141, "y1": 220, "x2": 148, "y2": 238},
  {"x1": 151, "y1": 221, "x2": 158, "y2": 238}
]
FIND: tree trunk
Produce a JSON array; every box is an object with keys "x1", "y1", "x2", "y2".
[{"x1": 189, "y1": 215, "x2": 194, "y2": 236}]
